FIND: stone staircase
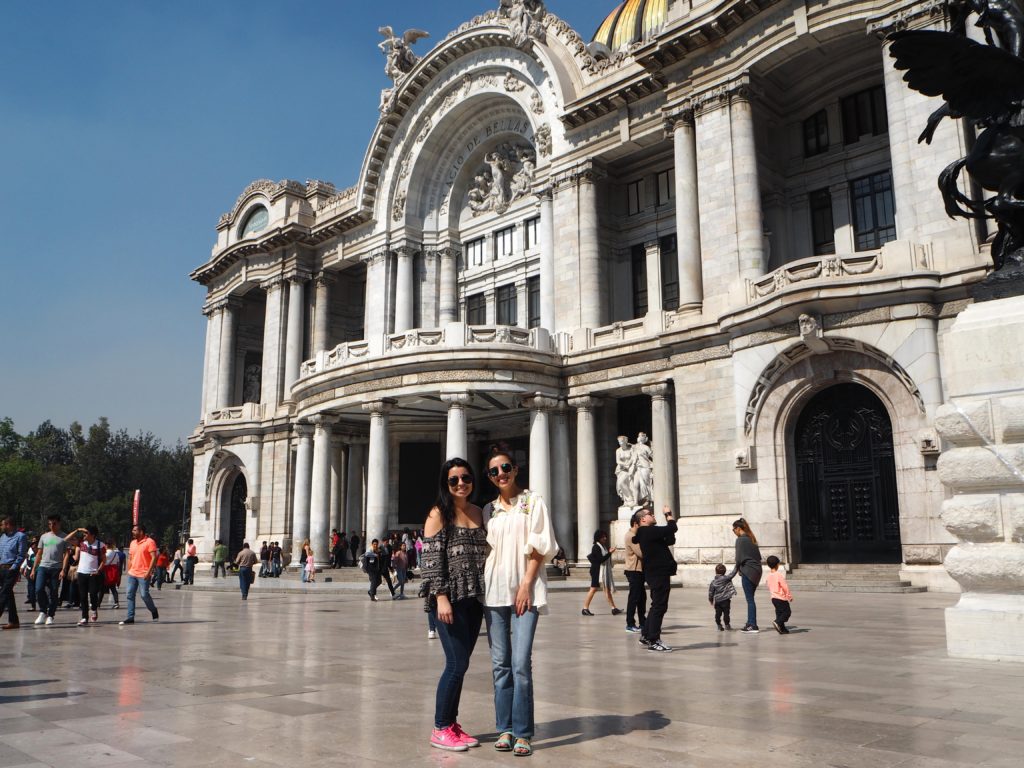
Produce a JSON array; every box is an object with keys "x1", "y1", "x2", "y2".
[{"x1": 786, "y1": 564, "x2": 926, "y2": 593}]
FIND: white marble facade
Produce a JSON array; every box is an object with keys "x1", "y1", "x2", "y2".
[{"x1": 188, "y1": 1, "x2": 990, "y2": 587}]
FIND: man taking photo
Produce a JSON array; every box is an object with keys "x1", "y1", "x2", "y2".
[{"x1": 633, "y1": 505, "x2": 677, "y2": 653}]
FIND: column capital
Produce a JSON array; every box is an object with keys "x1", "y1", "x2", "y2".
[
  {"x1": 663, "y1": 107, "x2": 695, "y2": 136},
  {"x1": 393, "y1": 242, "x2": 420, "y2": 258},
  {"x1": 644, "y1": 238, "x2": 662, "y2": 254},
  {"x1": 867, "y1": 0, "x2": 946, "y2": 38},
  {"x1": 314, "y1": 271, "x2": 337, "y2": 288},
  {"x1": 309, "y1": 414, "x2": 338, "y2": 431},
  {"x1": 330, "y1": 432, "x2": 347, "y2": 448},
  {"x1": 642, "y1": 383, "x2": 672, "y2": 399},
  {"x1": 294, "y1": 422, "x2": 315, "y2": 438},
  {"x1": 533, "y1": 185, "x2": 554, "y2": 203},
  {"x1": 364, "y1": 249, "x2": 390, "y2": 267},
  {"x1": 553, "y1": 161, "x2": 606, "y2": 190},
  {"x1": 259, "y1": 274, "x2": 287, "y2": 292},
  {"x1": 434, "y1": 244, "x2": 461, "y2": 261},
  {"x1": 285, "y1": 270, "x2": 312, "y2": 285},
  {"x1": 522, "y1": 394, "x2": 558, "y2": 411},
  {"x1": 569, "y1": 395, "x2": 602, "y2": 411},
  {"x1": 441, "y1": 392, "x2": 474, "y2": 407},
  {"x1": 683, "y1": 74, "x2": 757, "y2": 117},
  {"x1": 362, "y1": 398, "x2": 396, "y2": 415}
]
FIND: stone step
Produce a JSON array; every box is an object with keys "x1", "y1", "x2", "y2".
[
  {"x1": 786, "y1": 578, "x2": 915, "y2": 586},
  {"x1": 792, "y1": 583, "x2": 927, "y2": 593}
]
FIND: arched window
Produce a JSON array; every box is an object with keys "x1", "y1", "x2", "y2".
[{"x1": 240, "y1": 206, "x2": 269, "y2": 238}]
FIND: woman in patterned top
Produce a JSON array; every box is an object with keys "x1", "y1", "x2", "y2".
[
  {"x1": 421, "y1": 457, "x2": 488, "y2": 753},
  {"x1": 482, "y1": 445, "x2": 557, "y2": 758}
]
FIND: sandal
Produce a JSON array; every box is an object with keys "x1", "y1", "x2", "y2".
[
  {"x1": 494, "y1": 732, "x2": 514, "y2": 752},
  {"x1": 513, "y1": 738, "x2": 532, "y2": 757}
]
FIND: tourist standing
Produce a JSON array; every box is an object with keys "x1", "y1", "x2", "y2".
[
  {"x1": 392, "y1": 542, "x2": 409, "y2": 599},
  {"x1": 258, "y1": 541, "x2": 269, "y2": 576},
  {"x1": 581, "y1": 530, "x2": 621, "y2": 616},
  {"x1": 361, "y1": 539, "x2": 387, "y2": 600},
  {"x1": 349, "y1": 531, "x2": 361, "y2": 567},
  {"x1": 298, "y1": 539, "x2": 310, "y2": 583},
  {"x1": 234, "y1": 542, "x2": 258, "y2": 600},
  {"x1": 183, "y1": 538, "x2": 197, "y2": 585},
  {"x1": 119, "y1": 523, "x2": 159, "y2": 625},
  {"x1": 421, "y1": 458, "x2": 488, "y2": 752},
  {"x1": 31, "y1": 514, "x2": 70, "y2": 626},
  {"x1": 213, "y1": 540, "x2": 228, "y2": 578},
  {"x1": 270, "y1": 541, "x2": 282, "y2": 577},
  {"x1": 634, "y1": 505, "x2": 677, "y2": 653},
  {"x1": 72, "y1": 526, "x2": 105, "y2": 625},
  {"x1": 102, "y1": 538, "x2": 122, "y2": 609},
  {"x1": 623, "y1": 511, "x2": 647, "y2": 633},
  {"x1": 731, "y1": 518, "x2": 763, "y2": 633},
  {"x1": 0, "y1": 516, "x2": 29, "y2": 630},
  {"x1": 305, "y1": 547, "x2": 317, "y2": 583},
  {"x1": 482, "y1": 446, "x2": 558, "y2": 757}
]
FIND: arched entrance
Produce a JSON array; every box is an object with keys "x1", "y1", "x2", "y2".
[
  {"x1": 228, "y1": 474, "x2": 247, "y2": 560},
  {"x1": 792, "y1": 383, "x2": 901, "y2": 563}
]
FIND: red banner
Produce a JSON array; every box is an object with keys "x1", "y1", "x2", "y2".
[{"x1": 132, "y1": 489, "x2": 140, "y2": 525}]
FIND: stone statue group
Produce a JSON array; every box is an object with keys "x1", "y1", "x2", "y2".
[{"x1": 615, "y1": 434, "x2": 654, "y2": 509}]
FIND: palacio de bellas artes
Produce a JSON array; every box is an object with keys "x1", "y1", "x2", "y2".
[{"x1": 189, "y1": 0, "x2": 1024, "y2": 661}]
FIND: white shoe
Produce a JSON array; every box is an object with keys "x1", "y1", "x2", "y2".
[
  {"x1": 45, "y1": 616, "x2": 54, "y2": 625},
  {"x1": 34, "y1": 612, "x2": 45, "y2": 625},
  {"x1": 428, "y1": 630, "x2": 437, "y2": 640},
  {"x1": 77, "y1": 618, "x2": 88, "y2": 626}
]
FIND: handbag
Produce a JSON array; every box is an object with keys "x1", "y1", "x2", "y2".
[{"x1": 248, "y1": 569, "x2": 255, "y2": 585}]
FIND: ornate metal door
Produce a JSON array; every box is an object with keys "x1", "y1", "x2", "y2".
[
  {"x1": 228, "y1": 474, "x2": 248, "y2": 560},
  {"x1": 793, "y1": 384, "x2": 901, "y2": 563}
]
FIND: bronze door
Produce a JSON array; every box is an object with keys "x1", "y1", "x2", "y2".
[
  {"x1": 228, "y1": 474, "x2": 248, "y2": 560},
  {"x1": 793, "y1": 384, "x2": 901, "y2": 563}
]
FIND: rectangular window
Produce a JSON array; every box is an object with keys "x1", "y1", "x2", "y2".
[
  {"x1": 466, "y1": 293, "x2": 486, "y2": 325},
  {"x1": 527, "y1": 276, "x2": 540, "y2": 329},
  {"x1": 803, "y1": 109, "x2": 829, "y2": 157},
  {"x1": 656, "y1": 169, "x2": 674, "y2": 206},
  {"x1": 809, "y1": 188, "x2": 836, "y2": 256},
  {"x1": 466, "y1": 237, "x2": 486, "y2": 267},
  {"x1": 659, "y1": 234, "x2": 679, "y2": 310},
  {"x1": 523, "y1": 217, "x2": 539, "y2": 250},
  {"x1": 627, "y1": 180, "x2": 643, "y2": 216},
  {"x1": 631, "y1": 244, "x2": 647, "y2": 319},
  {"x1": 841, "y1": 85, "x2": 888, "y2": 146},
  {"x1": 495, "y1": 226, "x2": 515, "y2": 258},
  {"x1": 496, "y1": 284, "x2": 517, "y2": 326},
  {"x1": 851, "y1": 171, "x2": 896, "y2": 251}
]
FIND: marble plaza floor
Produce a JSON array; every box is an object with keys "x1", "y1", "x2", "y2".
[{"x1": 1, "y1": 586, "x2": 1023, "y2": 768}]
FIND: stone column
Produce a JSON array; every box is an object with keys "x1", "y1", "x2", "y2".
[
  {"x1": 644, "y1": 239, "x2": 663, "y2": 321},
  {"x1": 438, "y1": 247, "x2": 459, "y2": 326},
  {"x1": 671, "y1": 112, "x2": 704, "y2": 310},
  {"x1": 537, "y1": 188, "x2": 556, "y2": 331},
  {"x1": 551, "y1": 400, "x2": 575, "y2": 560},
  {"x1": 291, "y1": 424, "x2": 314, "y2": 555},
  {"x1": 644, "y1": 383, "x2": 676, "y2": 519},
  {"x1": 572, "y1": 396, "x2": 601, "y2": 561},
  {"x1": 525, "y1": 396, "x2": 555, "y2": 505},
  {"x1": 308, "y1": 416, "x2": 335, "y2": 565},
  {"x1": 217, "y1": 299, "x2": 240, "y2": 409},
  {"x1": 831, "y1": 183, "x2": 855, "y2": 254},
  {"x1": 394, "y1": 246, "x2": 415, "y2": 333},
  {"x1": 312, "y1": 272, "x2": 334, "y2": 354},
  {"x1": 516, "y1": 280, "x2": 529, "y2": 329},
  {"x1": 730, "y1": 86, "x2": 766, "y2": 281},
  {"x1": 578, "y1": 168, "x2": 603, "y2": 329},
  {"x1": 363, "y1": 253, "x2": 386, "y2": 339},
  {"x1": 330, "y1": 434, "x2": 345, "y2": 541},
  {"x1": 260, "y1": 276, "x2": 285, "y2": 408},
  {"x1": 442, "y1": 392, "x2": 473, "y2": 460},
  {"x1": 345, "y1": 441, "x2": 367, "y2": 538},
  {"x1": 200, "y1": 305, "x2": 218, "y2": 419},
  {"x1": 363, "y1": 400, "x2": 395, "y2": 543},
  {"x1": 283, "y1": 276, "x2": 306, "y2": 399}
]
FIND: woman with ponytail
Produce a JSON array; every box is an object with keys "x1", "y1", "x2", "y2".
[{"x1": 730, "y1": 518, "x2": 763, "y2": 633}]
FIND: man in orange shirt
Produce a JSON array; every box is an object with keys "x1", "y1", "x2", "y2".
[{"x1": 119, "y1": 523, "x2": 160, "y2": 625}]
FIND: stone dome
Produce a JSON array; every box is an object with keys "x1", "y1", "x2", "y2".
[{"x1": 592, "y1": 0, "x2": 668, "y2": 50}]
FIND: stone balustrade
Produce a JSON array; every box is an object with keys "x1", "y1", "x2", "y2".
[{"x1": 206, "y1": 402, "x2": 265, "y2": 424}]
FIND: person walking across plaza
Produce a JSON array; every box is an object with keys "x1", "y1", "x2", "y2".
[
  {"x1": 102, "y1": 538, "x2": 122, "y2": 609},
  {"x1": 235, "y1": 542, "x2": 258, "y2": 600},
  {"x1": 31, "y1": 514, "x2": 70, "y2": 626},
  {"x1": 392, "y1": 541, "x2": 409, "y2": 599},
  {"x1": 708, "y1": 563, "x2": 736, "y2": 630},
  {"x1": 258, "y1": 541, "x2": 270, "y2": 577},
  {"x1": 483, "y1": 446, "x2": 558, "y2": 757},
  {"x1": 421, "y1": 458, "x2": 489, "y2": 752},
  {"x1": 169, "y1": 543, "x2": 184, "y2": 583},
  {"x1": 21, "y1": 536, "x2": 37, "y2": 612},
  {"x1": 183, "y1": 538, "x2": 197, "y2": 585},
  {"x1": 634, "y1": 505, "x2": 678, "y2": 653},
  {"x1": 120, "y1": 523, "x2": 159, "y2": 625},
  {"x1": 731, "y1": 518, "x2": 763, "y2": 633},
  {"x1": 765, "y1": 555, "x2": 793, "y2": 634},
  {"x1": 213, "y1": 540, "x2": 228, "y2": 578},
  {"x1": 0, "y1": 516, "x2": 29, "y2": 630},
  {"x1": 154, "y1": 547, "x2": 171, "y2": 589},
  {"x1": 361, "y1": 539, "x2": 390, "y2": 600},
  {"x1": 305, "y1": 547, "x2": 317, "y2": 583},
  {"x1": 623, "y1": 511, "x2": 647, "y2": 633},
  {"x1": 582, "y1": 529, "x2": 621, "y2": 616},
  {"x1": 72, "y1": 526, "x2": 105, "y2": 625}
]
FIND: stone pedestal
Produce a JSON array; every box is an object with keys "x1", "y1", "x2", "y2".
[{"x1": 935, "y1": 295, "x2": 1024, "y2": 662}]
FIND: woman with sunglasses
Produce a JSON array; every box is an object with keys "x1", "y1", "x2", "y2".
[
  {"x1": 420, "y1": 458, "x2": 488, "y2": 752},
  {"x1": 482, "y1": 445, "x2": 557, "y2": 758}
]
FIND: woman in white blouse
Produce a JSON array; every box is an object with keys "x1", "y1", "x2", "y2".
[{"x1": 483, "y1": 446, "x2": 557, "y2": 757}]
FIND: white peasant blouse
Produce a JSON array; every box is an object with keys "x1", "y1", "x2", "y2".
[{"x1": 483, "y1": 489, "x2": 558, "y2": 614}]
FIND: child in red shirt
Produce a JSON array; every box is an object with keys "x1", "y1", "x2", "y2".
[{"x1": 765, "y1": 555, "x2": 793, "y2": 634}]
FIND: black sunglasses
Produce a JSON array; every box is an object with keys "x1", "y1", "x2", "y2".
[
  {"x1": 447, "y1": 474, "x2": 474, "y2": 488},
  {"x1": 487, "y1": 462, "x2": 514, "y2": 477}
]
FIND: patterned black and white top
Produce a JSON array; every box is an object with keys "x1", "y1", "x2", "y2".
[{"x1": 420, "y1": 526, "x2": 488, "y2": 605}]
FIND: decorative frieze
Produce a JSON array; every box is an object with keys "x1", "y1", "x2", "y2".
[{"x1": 747, "y1": 253, "x2": 882, "y2": 302}]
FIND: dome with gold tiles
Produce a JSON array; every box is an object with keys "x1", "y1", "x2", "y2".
[{"x1": 592, "y1": 0, "x2": 667, "y2": 50}]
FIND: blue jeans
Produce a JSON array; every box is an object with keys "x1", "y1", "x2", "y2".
[
  {"x1": 238, "y1": 566, "x2": 252, "y2": 599},
  {"x1": 433, "y1": 598, "x2": 483, "y2": 729},
  {"x1": 34, "y1": 567, "x2": 60, "y2": 617},
  {"x1": 485, "y1": 606, "x2": 539, "y2": 740},
  {"x1": 741, "y1": 573, "x2": 758, "y2": 627},
  {"x1": 125, "y1": 575, "x2": 157, "y2": 620}
]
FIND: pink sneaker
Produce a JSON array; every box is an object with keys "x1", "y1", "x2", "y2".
[
  {"x1": 430, "y1": 726, "x2": 468, "y2": 752},
  {"x1": 452, "y1": 722, "x2": 479, "y2": 748}
]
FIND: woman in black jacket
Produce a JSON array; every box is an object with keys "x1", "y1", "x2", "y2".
[
  {"x1": 581, "y1": 530, "x2": 621, "y2": 616},
  {"x1": 730, "y1": 518, "x2": 763, "y2": 633}
]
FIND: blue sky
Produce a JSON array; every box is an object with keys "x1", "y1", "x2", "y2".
[{"x1": 0, "y1": 1, "x2": 601, "y2": 446}]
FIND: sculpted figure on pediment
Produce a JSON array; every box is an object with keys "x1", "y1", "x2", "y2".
[{"x1": 499, "y1": 0, "x2": 546, "y2": 48}]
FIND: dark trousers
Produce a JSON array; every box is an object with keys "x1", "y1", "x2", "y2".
[
  {"x1": 433, "y1": 598, "x2": 484, "y2": 729},
  {"x1": 772, "y1": 598, "x2": 792, "y2": 629},
  {"x1": 170, "y1": 561, "x2": 183, "y2": 582},
  {"x1": 77, "y1": 572, "x2": 103, "y2": 618},
  {"x1": 643, "y1": 573, "x2": 671, "y2": 641},
  {"x1": 368, "y1": 571, "x2": 382, "y2": 597},
  {"x1": 239, "y1": 566, "x2": 253, "y2": 599},
  {"x1": 0, "y1": 568, "x2": 19, "y2": 624},
  {"x1": 741, "y1": 573, "x2": 758, "y2": 628},
  {"x1": 714, "y1": 598, "x2": 732, "y2": 627},
  {"x1": 625, "y1": 570, "x2": 647, "y2": 628},
  {"x1": 213, "y1": 562, "x2": 227, "y2": 578},
  {"x1": 381, "y1": 568, "x2": 396, "y2": 596}
]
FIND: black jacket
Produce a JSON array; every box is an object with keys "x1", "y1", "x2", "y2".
[
  {"x1": 587, "y1": 543, "x2": 611, "y2": 581},
  {"x1": 633, "y1": 519, "x2": 678, "y2": 578}
]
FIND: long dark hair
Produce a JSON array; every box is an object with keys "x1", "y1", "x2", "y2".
[
  {"x1": 732, "y1": 518, "x2": 758, "y2": 545},
  {"x1": 433, "y1": 457, "x2": 475, "y2": 529}
]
